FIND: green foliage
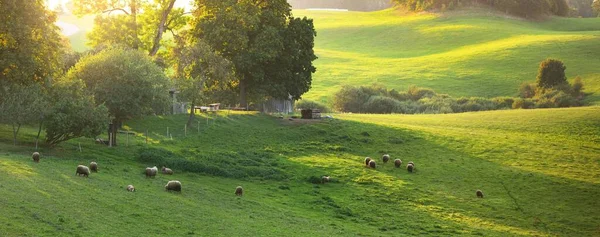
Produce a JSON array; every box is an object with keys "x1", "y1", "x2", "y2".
[
  {"x1": 44, "y1": 79, "x2": 109, "y2": 146},
  {"x1": 519, "y1": 83, "x2": 536, "y2": 98},
  {"x1": 594, "y1": 0, "x2": 600, "y2": 15},
  {"x1": 334, "y1": 85, "x2": 521, "y2": 114},
  {"x1": 0, "y1": 84, "x2": 47, "y2": 145},
  {"x1": 73, "y1": 0, "x2": 185, "y2": 56},
  {"x1": 572, "y1": 76, "x2": 584, "y2": 96},
  {"x1": 193, "y1": 0, "x2": 317, "y2": 106},
  {"x1": 0, "y1": 0, "x2": 63, "y2": 86},
  {"x1": 536, "y1": 59, "x2": 568, "y2": 89},
  {"x1": 66, "y1": 48, "x2": 171, "y2": 122},
  {"x1": 512, "y1": 98, "x2": 536, "y2": 109},
  {"x1": 295, "y1": 100, "x2": 330, "y2": 113},
  {"x1": 407, "y1": 85, "x2": 436, "y2": 101},
  {"x1": 171, "y1": 39, "x2": 234, "y2": 124}
]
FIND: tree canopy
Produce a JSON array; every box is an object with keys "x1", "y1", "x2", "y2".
[
  {"x1": 0, "y1": 0, "x2": 63, "y2": 86},
  {"x1": 192, "y1": 0, "x2": 317, "y2": 107},
  {"x1": 73, "y1": 0, "x2": 187, "y2": 56},
  {"x1": 65, "y1": 47, "x2": 171, "y2": 145}
]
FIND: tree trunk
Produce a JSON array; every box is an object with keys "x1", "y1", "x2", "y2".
[
  {"x1": 109, "y1": 119, "x2": 119, "y2": 146},
  {"x1": 36, "y1": 114, "x2": 43, "y2": 148},
  {"x1": 239, "y1": 78, "x2": 247, "y2": 109},
  {"x1": 187, "y1": 98, "x2": 196, "y2": 127},
  {"x1": 12, "y1": 123, "x2": 20, "y2": 146},
  {"x1": 149, "y1": 0, "x2": 176, "y2": 56}
]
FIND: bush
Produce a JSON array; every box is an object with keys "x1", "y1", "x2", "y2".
[
  {"x1": 44, "y1": 79, "x2": 109, "y2": 146},
  {"x1": 363, "y1": 96, "x2": 400, "y2": 114},
  {"x1": 407, "y1": 85, "x2": 436, "y2": 101},
  {"x1": 571, "y1": 76, "x2": 584, "y2": 96},
  {"x1": 519, "y1": 83, "x2": 536, "y2": 98},
  {"x1": 512, "y1": 98, "x2": 535, "y2": 109},
  {"x1": 295, "y1": 100, "x2": 330, "y2": 113},
  {"x1": 333, "y1": 85, "x2": 371, "y2": 113},
  {"x1": 536, "y1": 59, "x2": 568, "y2": 89},
  {"x1": 492, "y1": 97, "x2": 515, "y2": 109}
]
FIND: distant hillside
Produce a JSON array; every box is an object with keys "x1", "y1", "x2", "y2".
[
  {"x1": 288, "y1": 0, "x2": 391, "y2": 11},
  {"x1": 59, "y1": 8, "x2": 600, "y2": 105},
  {"x1": 294, "y1": 9, "x2": 600, "y2": 105}
]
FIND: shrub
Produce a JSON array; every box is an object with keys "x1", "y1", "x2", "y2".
[
  {"x1": 519, "y1": 83, "x2": 536, "y2": 98},
  {"x1": 407, "y1": 85, "x2": 436, "y2": 101},
  {"x1": 536, "y1": 59, "x2": 568, "y2": 89},
  {"x1": 333, "y1": 85, "x2": 371, "y2": 113},
  {"x1": 512, "y1": 98, "x2": 535, "y2": 109},
  {"x1": 571, "y1": 76, "x2": 584, "y2": 96},
  {"x1": 295, "y1": 100, "x2": 330, "y2": 113},
  {"x1": 549, "y1": 91, "x2": 578, "y2": 107},
  {"x1": 363, "y1": 96, "x2": 400, "y2": 114},
  {"x1": 492, "y1": 97, "x2": 515, "y2": 109},
  {"x1": 388, "y1": 89, "x2": 410, "y2": 101}
]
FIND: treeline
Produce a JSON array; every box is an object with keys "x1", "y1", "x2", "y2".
[
  {"x1": 332, "y1": 59, "x2": 585, "y2": 114},
  {"x1": 392, "y1": 0, "x2": 571, "y2": 17}
]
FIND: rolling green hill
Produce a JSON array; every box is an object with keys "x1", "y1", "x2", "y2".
[
  {"x1": 1, "y1": 108, "x2": 599, "y2": 236},
  {"x1": 60, "y1": 9, "x2": 600, "y2": 105},
  {"x1": 294, "y1": 9, "x2": 600, "y2": 105}
]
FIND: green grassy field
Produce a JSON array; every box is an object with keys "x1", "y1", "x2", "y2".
[
  {"x1": 292, "y1": 9, "x2": 600, "y2": 105},
  {"x1": 1, "y1": 107, "x2": 599, "y2": 236}
]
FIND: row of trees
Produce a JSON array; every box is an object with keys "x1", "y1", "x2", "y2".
[
  {"x1": 392, "y1": 0, "x2": 573, "y2": 17},
  {"x1": 0, "y1": 0, "x2": 318, "y2": 146}
]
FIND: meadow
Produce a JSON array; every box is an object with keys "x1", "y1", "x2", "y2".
[
  {"x1": 1, "y1": 107, "x2": 598, "y2": 236},
  {"x1": 292, "y1": 8, "x2": 600, "y2": 105}
]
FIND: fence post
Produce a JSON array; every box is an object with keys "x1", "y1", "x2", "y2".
[{"x1": 109, "y1": 133, "x2": 112, "y2": 148}]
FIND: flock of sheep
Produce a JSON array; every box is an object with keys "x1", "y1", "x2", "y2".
[
  {"x1": 31, "y1": 151, "x2": 483, "y2": 198},
  {"x1": 363, "y1": 154, "x2": 484, "y2": 198},
  {"x1": 31, "y1": 152, "x2": 245, "y2": 196}
]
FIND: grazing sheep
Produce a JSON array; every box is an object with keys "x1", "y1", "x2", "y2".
[
  {"x1": 382, "y1": 154, "x2": 390, "y2": 163},
  {"x1": 90, "y1": 162, "x2": 98, "y2": 172},
  {"x1": 76, "y1": 165, "x2": 90, "y2": 177},
  {"x1": 369, "y1": 160, "x2": 376, "y2": 169},
  {"x1": 407, "y1": 163, "x2": 414, "y2": 173},
  {"x1": 476, "y1": 190, "x2": 484, "y2": 198},
  {"x1": 32, "y1": 152, "x2": 40, "y2": 163},
  {"x1": 126, "y1": 185, "x2": 135, "y2": 192},
  {"x1": 364, "y1": 157, "x2": 372, "y2": 166},
  {"x1": 161, "y1": 166, "x2": 173, "y2": 175},
  {"x1": 145, "y1": 166, "x2": 158, "y2": 178},
  {"x1": 235, "y1": 186, "x2": 243, "y2": 196},
  {"x1": 165, "y1": 180, "x2": 182, "y2": 192},
  {"x1": 394, "y1": 159, "x2": 402, "y2": 168},
  {"x1": 322, "y1": 176, "x2": 330, "y2": 184}
]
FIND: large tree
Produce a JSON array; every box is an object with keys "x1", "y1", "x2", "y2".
[
  {"x1": 172, "y1": 37, "x2": 234, "y2": 126},
  {"x1": 65, "y1": 48, "x2": 171, "y2": 146},
  {"x1": 0, "y1": 0, "x2": 63, "y2": 86},
  {"x1": 192, "y1": 0, "x2": 317, "y2": 108},
  {"x1": 73, "y1": 0, "x2": 187, "y2": 56}
]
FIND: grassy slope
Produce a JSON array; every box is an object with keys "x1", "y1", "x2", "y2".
[
  {"x1": 60, "y1": 9, "x2": 600, "y2": 104},
  {"x1": 293, "y1": 9, "x2": 600, "y2": 105},
  {"x1": 1, "y1": 108, "x2": 599, "y2": 236}
]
